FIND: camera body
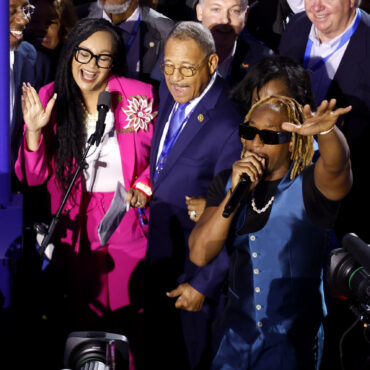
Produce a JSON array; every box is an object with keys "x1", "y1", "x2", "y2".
[
  {"x1": 64, "y1": 331, "x2": 129, "y2": 370},
  {"x1": 327, "y1": 233, "x2": 370, "y2": 322}
]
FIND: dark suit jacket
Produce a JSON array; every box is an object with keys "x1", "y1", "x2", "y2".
[
  {"x1": 279, "y1": 10, "x2": 370, "y2": 242},
  {"x1": 228, "y1": 30, "x2": 274, "y2": 87},
  {"x1": 146, "y1": 75, "x2": 243, "y2": 368},
  {"x1": 148, "y1": 73, "x2": 246, "y2": 304},
  {"x1": 246, "y1": 0, "x2": 293, "y2": 52},
  {"x1": 148, "y1": 75, "x2": 243, "y2": 298},
  {"x1": 12, "y1": 42, "x2": 36, "y2": 166},
  {"x1": 86, "y1": 3, "x2": 174, "y2": 84},
  {"x1": 12, "y1": 42, "x2": 50, "y2": 167}
]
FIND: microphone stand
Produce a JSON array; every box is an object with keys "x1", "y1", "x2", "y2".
[{"x1": 37, "y1": 127, "x2": 105, "y2": 258}]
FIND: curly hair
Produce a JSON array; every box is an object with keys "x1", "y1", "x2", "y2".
[
  {"x1": 53, "y1": 18, "x2": 127, "y2": 191},
  {"x1": 241, "y1": 95, "x2": 314, "y2": 180},
  {"x1": 231, "y1": 55, "x2": 316, "y2": 114}
]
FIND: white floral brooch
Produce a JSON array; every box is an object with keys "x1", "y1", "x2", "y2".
[{"x1": 121, "y1": 95, "x2": 156, "y2": 133}]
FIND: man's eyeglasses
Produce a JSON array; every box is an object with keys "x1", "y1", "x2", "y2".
[
  {"x1": 74, "y1": 47, "x2": 114, "y2": 69},
  {"x1": 10, "y1": 3, "x2": 35, "y2": 20},
  {"x1": 160, "y1": 57, "x2": 209, "y2": 78},
  {"x1": 239, "y1": 123, "x2": 292, "y2": 145}
]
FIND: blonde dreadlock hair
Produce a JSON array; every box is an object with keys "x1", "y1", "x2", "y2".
[{"x1": 241, "y1": 95, "x2": 314, "y2": 180}]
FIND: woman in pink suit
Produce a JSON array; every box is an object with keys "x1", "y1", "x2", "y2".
[{"x1": 15, "y1": 18, "x2": 157, "y2": 367}]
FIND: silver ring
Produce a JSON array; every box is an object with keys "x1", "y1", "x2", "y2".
[{"x1": 190, "y1": 210, "x2": 197, "y2": 219}]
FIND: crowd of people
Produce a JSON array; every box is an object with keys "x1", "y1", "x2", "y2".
[{"x1": 5, "y1": 0, "x2": 370, "y2": 369}]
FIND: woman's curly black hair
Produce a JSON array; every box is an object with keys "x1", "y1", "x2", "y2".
[
  {"x1": 231, "y1": 55, "x2": 316, "y2": 114},
  {"x1": 53, "y1": 17, "x2": 127, "y2": 191}
]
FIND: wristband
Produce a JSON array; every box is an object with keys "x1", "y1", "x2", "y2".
[
  {"x1": 319, "y1": 126, "x2": 335, "y2": 135},
  {"x1": 133, "y1": 182, "x2": 152, "y2": 197}
]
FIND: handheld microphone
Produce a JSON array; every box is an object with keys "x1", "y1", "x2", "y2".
[
  {"x1": 95, "y1": 91, "x2": 111, "y2": 146},
  {"x1": 222, "y1": 174, "x2": 251, "y2": 218},
  {"x1": 343, "y1": 233, "x2": 370, "y2": 273}
]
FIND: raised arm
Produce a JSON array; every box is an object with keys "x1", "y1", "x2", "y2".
[{"x1": 282, "y1": 99, "x2": 352, "y2": 201}]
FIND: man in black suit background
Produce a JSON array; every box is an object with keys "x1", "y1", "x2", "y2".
[
  {"x1": 84, "y1": 0, "x2": 174, "y2": 84},
  {"x1": 196, "y1": 0, "x2": 273, "y2": 87},
  {"x1": 280, "y1": 2, "x2": 370, "y2": 368}
]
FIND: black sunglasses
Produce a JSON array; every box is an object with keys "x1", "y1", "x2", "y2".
[{"x1": 239, "y1": 123, "x2": 292, "y2": 145}]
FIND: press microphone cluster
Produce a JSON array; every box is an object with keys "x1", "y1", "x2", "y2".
[
  {"x1": 222, "y1": 174, "x2": 251, "y2": 218},
  {"x1": 91, "y1": 91, "x2": 111, "y2": 146}
]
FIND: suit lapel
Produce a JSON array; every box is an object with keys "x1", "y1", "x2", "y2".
[
  {"x1": 139, "y1": 7, "x2": 160, "y2": 77},
  {"x1": 328, "y1": 12, "x2": 366, "y2": 99},
  {"x1": 229, "y1": 35, "x2": 249, "y2": 84},
  {"x1": 150, "y1": 87, "x2": 173, "y2": 180},
  {"x1": 153, "y1": 76, "x2": 223, "y2": 188},
  {"x1": 108, "y1": 76, "x2": 137, "y2": 190}
]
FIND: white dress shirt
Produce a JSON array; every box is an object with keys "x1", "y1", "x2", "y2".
[
  {"x1": 307, "y1": 10, "x2": 359, "y2": 103},
  {"x1": 84, "y1": 110, "x2": 124, "y2": 192}
]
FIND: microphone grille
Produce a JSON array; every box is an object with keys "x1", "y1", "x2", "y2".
[{"x1": 97, "y1": 91, "x2": 111, "y2": 108}]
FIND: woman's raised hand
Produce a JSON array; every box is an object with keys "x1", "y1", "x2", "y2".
[{"x1": 21, "y1": 82, "x2": 57, "y2": 132}]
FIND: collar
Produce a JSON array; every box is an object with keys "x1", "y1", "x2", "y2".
[
  {"x1": 102, "y1": 5, "x2": 140, "y2": 32},
  {"x1": 309, "y1": 8, "x2": 359, "y2": 46},
  {"x1": 176, "y1": 72, "x2": 217, "y2": 117}
]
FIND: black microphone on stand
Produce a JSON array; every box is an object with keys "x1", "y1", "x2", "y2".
[
  {"x1": 37, "y1": 91, "x2": 112, "y2": 259},
  {"x1": 93, "y1": 91, "x2": 111, "y2": 146},
  {"x1": 222, "y1": 174, "x2": 251, "y2": 218}
]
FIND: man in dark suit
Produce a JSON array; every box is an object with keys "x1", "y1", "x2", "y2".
[
  {"x1": 10, "y1": 1, "x2": 51, "y2": 170},
  {"x1": 85, "y1": 0, "x2": 174, "y2": 84},
  {"x1": 10, "y1": 0, "x2": 37, "y2": 166},
  {"x1": 196, "y1": 0, "x2": 273, "y2": 87},
  {"x1": 279, "y1": 0, "x2": 370, "y2": 243},
  {"x1": 145, "y1": 21, "x2": 243, "y2": 369},
  {"x1": 280, "y1": 2, "x2": 370, "y2": 368},
  {"x1": 246, "y1": 0, "x2": 295, "y2": 52}
]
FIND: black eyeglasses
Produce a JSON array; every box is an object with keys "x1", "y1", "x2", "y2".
[
  {"x1": 239, "y1": 124, "x2": 292, "y2": 145},
  {"x1": 74, "y1": 47, "x2": 114, "y2": 69}
]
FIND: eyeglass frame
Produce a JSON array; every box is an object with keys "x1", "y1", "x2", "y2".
[
  {"x1": 10, "y1": 3, "x2": 35, "y2": 20},
  {"x1": 73, "y1": 47, "x2": 114, "y2": 69},
  {"x1": 160, "y1": 55, "x2": 210, "y2": 78},
  {"x1": 239, "y1": 123, "x2": 292, "y2": 145}
]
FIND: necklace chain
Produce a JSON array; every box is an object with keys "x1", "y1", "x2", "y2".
[{"x1": 251, "y1": 190, "x2": 275, "y2": 214}]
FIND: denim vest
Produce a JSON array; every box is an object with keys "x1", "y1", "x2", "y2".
[{"x1": 221, "y1": 168, "x2": 329, "y2": 345}]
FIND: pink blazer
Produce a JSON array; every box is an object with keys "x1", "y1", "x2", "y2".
[{"x1": 15, "y1": 74, "x2": 157, "y2": 254}]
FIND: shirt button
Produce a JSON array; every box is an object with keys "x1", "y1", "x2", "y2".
[
  {"x1": 255, "y1": 287, "x2": 261, "y2": 293},
  {"x1": 250, "y1": 235, "x2": 256, "y2": 241},
  {"x1": 254, "y1": 269, "x2": 259, "y2": 275},
  {"x1": 256, "y1": 304, "x2": 262, "y2": 310},
  {"x1": 252, "y1": 252, "x2": 258, "y2": 258},
  {"x1": 257, "y1": 321, "x2": 263, "y2": 327}
]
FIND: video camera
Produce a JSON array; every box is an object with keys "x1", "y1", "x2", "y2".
[
  {"x1": 63, "y1": 331, "x2": 129, "y2": 370},
  {"x1": 327, "y1": 233, "x2": 370, "y2": 323}
]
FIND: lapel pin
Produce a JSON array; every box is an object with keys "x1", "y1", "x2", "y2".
[
  {"x1": 198, "y1": 114, "x2": 204, "y2": 122},
  {"x1": 149, "y1": 42, "x2": 155, "y2": 48}
]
